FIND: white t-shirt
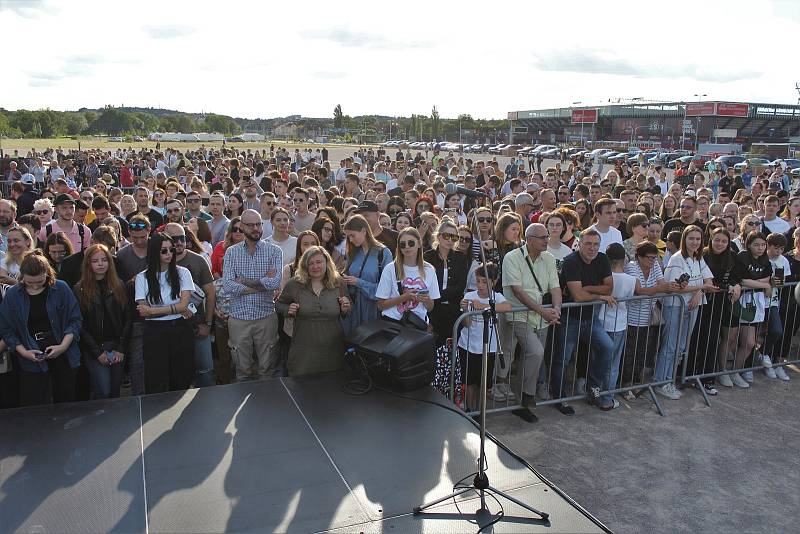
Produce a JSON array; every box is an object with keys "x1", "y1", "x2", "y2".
[
  {"x1": 266, "y1": 235, "x2": 297, "y2": 266},
  {"x1": 458, "y1": 290, "x2": 506, "y2": 354},
  {"x1": 762, "y1": 216, "x2": 791, "y2": 235},
  {"x1": 0, "y1": 257, "x2": 20, "y2": 279},
  {"x1": 376, "y1": 262, "x2": 440, "y2": 322},
  {"x1": 769, "y1": 255, "x2": 791, "y2": 307},
  {"x1": 134, "y1": 265, "x2": 194, "y2": 321},
  {"x1": 600, "y1": 271, "x2": 636, "y2": 332},
  {"x1": 662, "y1": 254, "x2": 713, "y2": 307},
  {"x1": 588, "y1": 224, "x2": 623, "y2": 252},
  {"x1": 261, "y1": 218, "x2": 274, "y2": 238}
]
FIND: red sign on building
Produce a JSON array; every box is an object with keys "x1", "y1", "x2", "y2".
[
  {"x1": 685, "y1": 102, "x2": 716, "y2": 117},
  {"x1": 571, "y1": 109, "x2": 598, "y2": 124},
  {"x1": 716, "y1": 103, "x2": 749, "y2": 117}
]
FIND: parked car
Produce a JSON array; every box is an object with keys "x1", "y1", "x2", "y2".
[
  {"x1": 132, "y1": 135, "x2": 144, "y2": 142},
  {"x1": 713, "y1": 155, "x2": 747, "y2": 168},
  {"x1": 539, "y1": 147, "x2": 561, "y2": 158},
  {"x1": 734, "y1": 157, "x2": 772, "y2": 171}
]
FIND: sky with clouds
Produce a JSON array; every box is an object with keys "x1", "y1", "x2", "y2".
[{"x1": 3, "y1": 0, "x2": 799, "y2": 120}]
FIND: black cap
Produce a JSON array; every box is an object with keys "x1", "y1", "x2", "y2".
[
  {"x1": 54, "y1": 193, "x2": 75, "y2": 206},
  {"x1": 354, "y1": 200, "x2": 379, "y2": 213}
]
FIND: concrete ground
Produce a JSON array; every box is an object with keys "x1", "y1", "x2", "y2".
[{"x1": 490, "y1": 368, "x2": 800, "y2": 534}]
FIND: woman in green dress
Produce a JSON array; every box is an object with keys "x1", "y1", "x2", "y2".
[{"x1": 276, "y1": 246, "x2": 351, "y2": 377}]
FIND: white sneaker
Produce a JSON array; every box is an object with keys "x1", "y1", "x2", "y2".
[
  {"x1": 575, "y1": 378, "x2": 587, "y2": 395},
  {"x1": 718, "y1": 374, "x2": 734, "y2": 387},
  {"x1": 764, "y1": 366, "x2": 777, "y2": 379},
  {"x1": 491, "y1": 382, "x2": 516, "y2": 402},
  {"x1": 656, "y1": 383, "x2": 682, "y2": 400},
  {"x1": 757, "y1": 354, "x2": 773, "y2": 368},
  {"x1": 742, "y1": 370, "x2": 754, "y2": 383},
  {"x1": 731, "y1": 373, "x2": 750, "y2": 388},
  {"x1": 775, "y1": 366, "x2": 791, "y2": 381}
]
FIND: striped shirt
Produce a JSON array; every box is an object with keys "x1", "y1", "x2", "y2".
[
  {"x1": 624, "y1": 260, "x2": 664, "y2": 327},
  {"x1": 222, "y1": 239, "x2": 283, "y2": 320}
]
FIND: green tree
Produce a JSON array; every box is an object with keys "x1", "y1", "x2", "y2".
[
  {"x1": 333, "y1": 104, "x2": 344, "y2": 128},
  {"x1": 63, "y1": 112, "x2": 88, "y2": 135}
]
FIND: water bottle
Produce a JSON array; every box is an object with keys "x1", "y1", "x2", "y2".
[{"x1": 106, "y1": 350, "x2": 115, "y2": 365}]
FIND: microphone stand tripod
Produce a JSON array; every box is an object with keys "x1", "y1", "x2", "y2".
[{"x1": 414, "y1": 202, "x2": 549, "y2": 527}]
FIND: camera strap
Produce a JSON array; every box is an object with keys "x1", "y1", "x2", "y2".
[{"x1": 521, "y1": 245, "x2": 545, "y2": 295}]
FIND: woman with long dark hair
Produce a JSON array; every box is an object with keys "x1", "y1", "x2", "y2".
[
  {"x1": 134, "y1": 233, "x2": 195, "y2": 393},
  {"x1": 688, "y1": 228, "x2": 741, "y2": 393},
  {"x1": 0, "y1": 251, "x2": 82, "y2": 406},
  {"x1": 74, "y1": 244, "x2": 130, "y2": 399},
  {"x1": 312, "y1": 216, "x2": 346, "y2": 272}
]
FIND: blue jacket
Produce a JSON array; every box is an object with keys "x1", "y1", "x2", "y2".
[{"x1": 0, "y1": 280, "x2": 83, "y2": 373}]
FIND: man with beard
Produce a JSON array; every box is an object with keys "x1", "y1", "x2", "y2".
[
  {"x1": 222, "y1": 209, "x2": 282, "y2": 381},
  {"x1": 127, "y1": 186, "x2": 164, "y2": 230},
  {"x1": 38, "y1": 194, "x2": 91, "y2": 252},
  {"x1": 0, "y1": 199, "x2": 17, "y2": 254},
  {"x1": 164, "y1": 198, "x2": 186, "y2": 225}
]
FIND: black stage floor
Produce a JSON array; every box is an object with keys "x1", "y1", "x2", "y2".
[{"x1": 0, "y1": 374, "x2": 607, "y2": 533}]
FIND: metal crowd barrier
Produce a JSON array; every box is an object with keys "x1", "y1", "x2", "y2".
[
  {"x1": 444, "y1": 281, "x2": 800, "y2": 418},
  {"x1": 680, "y1": 282, "x2": 800, "y2": 406},
  {"x1": 447, "y1": 294, "x2": 687, "y2": 417}
]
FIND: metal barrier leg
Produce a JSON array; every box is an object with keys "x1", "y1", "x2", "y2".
[
  {"x1": 646, "y1": 384, "x2": 665, "y2": 416},
  {"x1": 694, "y1": 377, "x2": 711, "y2": 407}
]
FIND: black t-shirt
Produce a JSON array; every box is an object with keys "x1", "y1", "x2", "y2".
[
  {"x1": 27, "y1": 287, "x2": 51, "y2": 336},
  {"x1": 560, "y1": 251, "x2": 612, "y2": 319},
  {"x1": 661, "y1": 217, "x2": 705, "y2": 239},
  {"x1": 735, "y1": 250, "x2": 772, "y2": 283},
  {"x1": 89, "y1": 215, "x2": 130, "y2": 238},
  {"x1": 374, "y1": 227, "x2": 398, "y2": 255}
]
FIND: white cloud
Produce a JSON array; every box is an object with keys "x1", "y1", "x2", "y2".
[{"x1": 2, "y1": 0, "x2": 798, "y2": 119}]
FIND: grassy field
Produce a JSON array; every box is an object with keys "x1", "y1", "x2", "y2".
[{"x1": 0, "y1": 137, "x2": 375, "y2": 153}]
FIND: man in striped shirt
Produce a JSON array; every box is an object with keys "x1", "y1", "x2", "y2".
[{"x1": 222, "y1": 209, "x2": 282, "y2": 381}]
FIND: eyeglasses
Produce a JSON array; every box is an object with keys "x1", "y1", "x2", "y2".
[
  {"x1": 746, "y1": 221, "x2": 761, "y2": 227},
  {"x1": 171, "y1": 235, "x2": 186, "y2": 242},
  {"x1": 241, "y1": 221, "x2": 261, "y2": 228},
  {"x1": 187, "y1": 198, "x2": 201, "y2": 203},
  {"x1": 458, "y1": 236, "x2": 472, "y2": 243},
  {"x1": 439, "y1": 233, "x2": 459, "y2": 242},
  {"x1": 129, "y1": 222, "x2": 149, "y2": 230},
  {"x1": 477, "y1": 217, "x2": 492, "y2": 223},
  {"x1": 399, "y1": 240, "x2": 418, "y2": 249},
  {"x1": 231, "y1": 226, "x2": 244, "y2": 234},
  {"x1": 322, "y1": 226, "x2": 333, "y2": 233},
  {"x1": 34, "y1": 210, "x2": 50, "y2": 215},
  {"x1": 263, "y1": 201, "x2": 274, "y2": 206},
  {"x1": 167, "y1": 208, "x2": 183, "y2": 214},
  {"x1": 160, "y1": 247, "x2": 175, "y2": 255},
  {"x1": 616, "y1": 209, "x2": 624, "y2": 213}
]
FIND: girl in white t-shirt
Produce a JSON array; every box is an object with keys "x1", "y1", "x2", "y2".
[
  {"x1": 376, "y1": 227, "x2": 439, "y2": 323},
  {"x1": 457, "y1": 263, "x2": 511, "y2": 411}
]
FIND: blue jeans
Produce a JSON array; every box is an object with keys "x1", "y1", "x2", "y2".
[
  {"x1": 194, "y1": 335, "x2": 215, "y2": 387},
  {"x1": 655, "y1": 305, "x2": 697, "y2": 382},
  {"x1": 86, "y1": 356, "x2": 123, "y2": 399},
  {"x1": 552, "y1": 312, "x2": 614, "y2": 405},
  {"x1": 606, "y1": 330, "x2": 627, "y2": 391}
]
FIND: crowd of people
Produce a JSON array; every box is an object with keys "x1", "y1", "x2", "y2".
[{"x1": 0, "y1": 145, "x2": 797, "y2": 423}]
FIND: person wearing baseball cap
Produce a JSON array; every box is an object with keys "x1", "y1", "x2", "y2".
[
  {"x1": 10, "y1": 174, "x2": 40, "y2": 217},
  {"x1": 39, "y1": 193, "x2": 91, "y2": 253},
  {"x1": 354, "y1": 200, "x2": 397, "y2": 252}
]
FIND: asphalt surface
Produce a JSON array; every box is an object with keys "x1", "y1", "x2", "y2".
[{"x1": 489, "y1": 366, "x2": 800, "y2": 534}]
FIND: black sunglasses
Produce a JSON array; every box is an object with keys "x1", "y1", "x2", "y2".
[
  {"x1": 171, "y1": 235, "x2": 187, "y2": 242},
  {"x1": 231, "y1": 227, "x2": 244, "y2": 233},
  {"x1": 160, "y1": 247, "x2": 175, "y2": 254},
  {"x1": 477, "y1": 217, "x2": 492, "y2": 223},
  {"x1": 399, "y1": 240, "x2": 418, "y2": 249}
]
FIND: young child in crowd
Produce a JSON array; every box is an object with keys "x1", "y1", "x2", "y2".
[
  {"x1": 457, "y1": 262, "x2": 510, "y2": 411},
  {"x1": 761, "y1": 233, "x2": 791, "y2": 381},
  {"x1": 601, "y1": 243, "x2": 636, "y2": 406}
]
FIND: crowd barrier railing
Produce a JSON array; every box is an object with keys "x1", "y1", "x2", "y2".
[
  {"x1": 447, "y1": 294, "x2": 687, "y2": 417},
  {"x1": 680, "y1": 282, "x2": 800, "y2": 406}
]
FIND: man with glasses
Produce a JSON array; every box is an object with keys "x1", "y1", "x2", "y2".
[
  {"x1": 185, "y1": 191, "x2": 212, "y2": 222},
  {"x1": 587, "y1": 198, "x2": 622, "y2": 252},
  {"x1": 164, "y1": 223, "x2": 217, "y2": 388},
  {"x1": 259, "y1": 192, "x2": 276, "y2": 237},
  {"x1": 661, "y1": 195, "x2": 704, "y2": 238},
  {"x1": 496, "y1": 223, "x2": 562, "y2": 422},
  {"x1": 116, "y1": 215, "x2": 151, "y2": 395},
  {"x1": 222, "y1": 209, "x2": 282, "y2": 382},
  {"x1": 292, "y1": 187, "x2": 315, "y2": 233},
  {"x1": 164, "y1": 199, "x2": 186, "y2": 225}
]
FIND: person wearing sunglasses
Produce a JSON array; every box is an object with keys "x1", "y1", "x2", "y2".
[
  {"x1": 424, "y1": 220, "x2": 469, "y2": 346},
  {"x1": 376, "y1": 227, "x2": 439, "y2": 326},
  {"x1": 134, "y1": 232, "x2": 195, "y2": 393},
  {"x1": 33, "y1": 198, "x2": 54, "y2": 229}
]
